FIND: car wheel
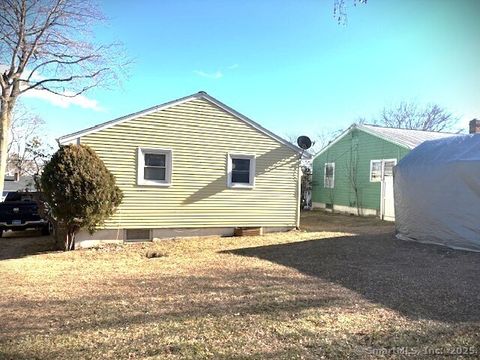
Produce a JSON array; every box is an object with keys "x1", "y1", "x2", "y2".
[
  {"x1": 41, "y1": 225, "x2": 50, "y2": 236},
  {"x1": 48, "y1": 222, "x2": 54, "y2": 236}
]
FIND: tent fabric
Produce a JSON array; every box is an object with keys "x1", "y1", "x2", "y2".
[{"x1": 394, "y1": 134, "x2": 480, "y2": 252}]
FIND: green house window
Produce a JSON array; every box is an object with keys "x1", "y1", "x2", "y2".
[
  {"x1": 370, "y1": 160, "x2": 382, "y2": 182},
  {"x1": 370, "y1": 159, "x2": 397, "y2": 182},
  {"x1": 324, "y1": 162, "x2": 335, "y2": 188}
]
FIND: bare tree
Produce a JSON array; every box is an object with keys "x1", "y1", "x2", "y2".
[
  {"x1": 377, "y1": 102, "x2": 458, "y2": 132},
  {"x1": 334, "y1": 0, "x2": 368, "y2": 24},
  {"x1": 7, "y1": 103, "x2": 51, "y2": 175},
  {"x1": 344, "y1": 140, "x2": 361, "y2": 215},
  {"x1": 315, "y1": 128, "x2": 344, "y2": 152},
  {"x1": 7, "y1": 104, "x2": 42, "y2": 155},
  {"x1": 8, "y1": 136, "x2": 53, "y2": 177},
  {"x1": 0, "y1": 0, "x2": 127, "y2": 192}
]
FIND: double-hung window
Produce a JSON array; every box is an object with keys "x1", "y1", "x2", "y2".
[
  {"x1": 137, "y1": 148, "x2": 172, "y2": 186},
  {"x1": 370, "y1": 159, "x2": 397, "y2": 182},
  {"x1": 324, "y1": 162, "x2": 335, "y2": 188},
  {"x1": 227, "y1": 153, "x2": 256, "y2": 188},
  {"x1": 370, "y1": 160, "x2": 383, "y2": 182}
]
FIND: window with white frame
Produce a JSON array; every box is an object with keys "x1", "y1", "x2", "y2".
[
  {"x1": 383, "y1": 159, "x2": 396, "y2": 177},
  {"x1": 137, "y1": 148, "x2": 172, "y2": 186},
  {"x1": 370, "y1": 160, "x2": 383, "y2": 182},
  {"x1": 227, "y1": 153, "x2": 256, "y2": 188},
  {"x1": 370, "y1": 159, "x2": 397, "y2": 182},
  {"x1": 324, "y1": 162, "x2": 335, "y2": 188}
]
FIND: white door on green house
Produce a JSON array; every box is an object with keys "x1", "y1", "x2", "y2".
[{"x1": 381, "y1": 160, "x2": 396, "y2": 221}]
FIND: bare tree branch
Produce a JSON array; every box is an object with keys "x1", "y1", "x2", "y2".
[
  {"x1": 0, "y1": 0, "x2": 129, "y2": 192},
  {"x1": 334, "y1": 0, "x2": 367, "y2": 25},
  {"x1": 0, "y1": 0, "x2": 128, "y2": 99},
  {"x1": 7, "y1": 102, "x2": 52, "y2": 176},
  {"x1": 376, "y1": 101, "x2": 458, "y2": 132}
]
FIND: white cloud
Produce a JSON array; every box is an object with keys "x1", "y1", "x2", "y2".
[
  {"x1": 0, "y1": 64, "x2": 104, "y2": 111},
  {"x1": 193, "y1": 70, "x2": 223, "y2": 79},
  {"x1": 193, "y1": 63, "x2": 240, "y2": 80},
  {"x1": 23, "y1": 88, "x2": 104, "y2": 112}
]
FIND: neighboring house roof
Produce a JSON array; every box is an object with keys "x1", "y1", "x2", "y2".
[
  {"x1": 359, "y1": 124, "x2": 459, "y2": 149},
  {"x1": 58, "y1": 91, "x2": 305, "y2": 155},
  {"x1": 314, "y1": 123, "x2": 460, "y2": 159},
  {"x1": 3, "y1": 175, "x2": 36, "y2": 192}
]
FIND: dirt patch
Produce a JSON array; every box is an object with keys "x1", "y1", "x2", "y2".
[{"x1": 301, "y1": 209, "x2": 394, "y2": 234}]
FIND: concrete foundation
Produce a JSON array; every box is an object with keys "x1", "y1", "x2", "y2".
[
  {"x1": 312, "y1": 202, "x2": 378, "y2": 217},
  {"x1": 74, "y1": 226, "x2": 295, "y2": 249}
]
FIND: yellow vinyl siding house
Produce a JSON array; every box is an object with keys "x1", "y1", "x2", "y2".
[{"x1": 58, "y1": 91, "x2": 302, "y2": 248}]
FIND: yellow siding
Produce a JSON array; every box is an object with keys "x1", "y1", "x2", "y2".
[{"x1": 80, "y1": 98, "x2": 300, "y2": 229}]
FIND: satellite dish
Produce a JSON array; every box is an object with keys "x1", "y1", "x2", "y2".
[{"x1": 297, "y1": 136, "x2": 312, "y2": 150}]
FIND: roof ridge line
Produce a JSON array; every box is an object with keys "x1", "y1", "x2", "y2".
[{"x1": 360, "y1": 123, "x2": 459, "y2": 135}]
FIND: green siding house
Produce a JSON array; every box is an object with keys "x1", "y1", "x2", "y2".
[{"x1": 312, "y1": 124, "x2": 456, "y2": 220}]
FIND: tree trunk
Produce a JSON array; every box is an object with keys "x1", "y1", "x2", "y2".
[
  {"x1": 65, "y1": 230, "x2": 76, "y2": 251},
  {"x1": 0, "y1": 103, "x2": 11, "y2": 194}
]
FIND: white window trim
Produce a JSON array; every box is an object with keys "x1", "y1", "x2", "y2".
[
  {"x1": 227, "y1": 153, "x2": 256, "y2": 189},
  {"x1": 370, "y1": 159, "x2": 383, "y2": 182},
  {"x1": 137, "y1": 147, "x2": 173, "y2": 186},
  {"x1": 370, "y1": 158, "x2": 397, "y2": 182},
  {"x1": 382, "y1": 158, "x2": 397, "y2": 178},
  {"x1": 324, "y1": 162, "x2": 335, "y2": 188}
]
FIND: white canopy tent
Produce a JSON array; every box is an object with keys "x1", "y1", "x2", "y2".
[{"x1": 394, "y1": 134, "x2": 480, "y2": 252}]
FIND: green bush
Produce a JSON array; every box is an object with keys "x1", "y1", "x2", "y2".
[{"x1": 41, "y1": 144, "x2": 123, "y2": 250}]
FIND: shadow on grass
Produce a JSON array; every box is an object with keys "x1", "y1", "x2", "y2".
[
  {"x1": 0, "y1": 230, "x2": 57, "y2": 261},
  {"x1": 224, "y1": 233, "x2": 480, "y2": 323},
  {"x1": 0, "y1": 271, "x2": 345, "y2": 337}
]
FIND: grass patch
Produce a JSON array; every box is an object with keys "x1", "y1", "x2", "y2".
[{"x1": 0, "y1": 213, "x2": 479, "y2": 359}]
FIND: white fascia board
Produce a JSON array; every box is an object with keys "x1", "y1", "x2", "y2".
[
  {"x1": 57, "y1": 92, "x2": 304, "y2": 155},
  {"x1": 57, "y1": 93, "x2": 201, "y2": 145},
  {"x1": 200, "y1": 93, "x2": 303, "y2": 154},
  {"x1": 312, "y1": 124, "x2": 413, "y2": 161},
  {"x1": 312, "y1": 125, "x2": 355, "y2": 160}
]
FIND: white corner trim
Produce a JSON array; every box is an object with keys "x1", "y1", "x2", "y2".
[
  {"x1": 57, "y1": 137, "x2": 80, "y2": 146},
  {"x1": 227, "y1": 153, "x2": 256, "y2": 189},
  {"x1": 137, "y1": 147, "x2": 173, "y2": 187},
  {"x1": 296, "y1": 163, "x2": 301, "y2": 228}
]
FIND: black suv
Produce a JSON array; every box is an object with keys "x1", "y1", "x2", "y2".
[{"x1": 0, "y1": 192, "x2": 50, "y2": 237}]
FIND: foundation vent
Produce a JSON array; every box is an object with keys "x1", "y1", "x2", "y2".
[{"x1": 126, "y1": 229, "x2": 152, "y2": 242}]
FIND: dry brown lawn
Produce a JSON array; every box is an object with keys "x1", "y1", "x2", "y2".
[{"x1": 0, "y1": 211, "x2": 479, "y2": 359}]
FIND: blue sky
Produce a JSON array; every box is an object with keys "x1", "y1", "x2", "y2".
[{"x1": 22, "y1": 0, "x2": 480, "y2": 144}]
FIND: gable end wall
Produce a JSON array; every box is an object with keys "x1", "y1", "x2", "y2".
[
  {"x1": 312, "y1": 128, "x2": 410, "y2": 212},
  {"x1": 80, "y1": 98, "x2": 300, "y2": 229}
]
